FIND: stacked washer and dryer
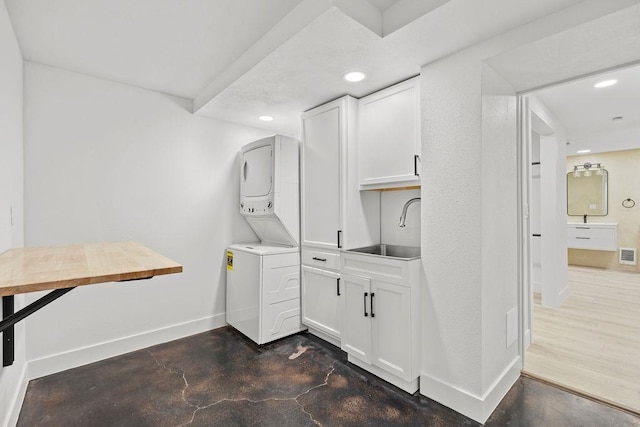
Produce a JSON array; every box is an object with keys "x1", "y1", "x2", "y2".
[{"x1": 225, "y1": 135, "x2": 304, "y2": 345}]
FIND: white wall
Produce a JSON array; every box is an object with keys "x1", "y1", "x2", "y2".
[
  {"x1": 23, "y1": 62, "x2": 267, "y2": 377},
  {"x1": 418, "y1": 27, "x2": 528, "y2": 427},
  {"x1": 419, "y1": 2, "x2": 640, "y2": 422},
  {"x1": 0, "y1": 3, "x2": 26, "y2": 426}
]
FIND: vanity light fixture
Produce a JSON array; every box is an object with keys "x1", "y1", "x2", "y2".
[
  {"x1": 577, "y1": 149, "x2": 591, "y2": 154},
  {"x1": 344, "y1": 71, "x2": 366, "y2": 82},
  {"x1": 572, "y1": 162, "x2": 604, "y2": 178},
  {"x1": 258, "y1": 115, "x2": 274, "y2": 122},
  {"x1": 594, "y1": 79, "x2": 617, "y2": 88}
]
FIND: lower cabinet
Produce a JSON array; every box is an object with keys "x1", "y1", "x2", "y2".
[
  {"x1": 342, "y1": 274, "x2": 413, "y2": 382},
  {"x1": 340, "y1": 253, "x2": 420, "y2": 394},
  {"x1": 301, "y1": 265, "x2": 342, "y2": 346}
]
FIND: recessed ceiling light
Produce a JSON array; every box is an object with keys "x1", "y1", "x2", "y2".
[
  {"x1": 258, "y1": 115, "x2": 274, "y2": 122},
  {"x1": 577, "y1": 149, "x2": 591, "y2": 154},
  {"x1": 593, "y1": 79, "x2": 617, "y2": 88},
  {"x1": 344, "y1": 71, "x2": 366, "y2": 82}
]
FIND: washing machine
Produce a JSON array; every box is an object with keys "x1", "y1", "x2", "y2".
[
  {"x1": 226, "y1": 243, "x2": 302, "y2": 344},
  {"x1": 226, "y1": 135, "x2": 303, "y2": 344}
]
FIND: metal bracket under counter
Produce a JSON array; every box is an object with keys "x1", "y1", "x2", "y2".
[
  {"x1": 1, "y1": 289, "x2": 75, "y2": 366},
  {"x1": 0, "y1": 241, "x2": 182, "y2": 367}
]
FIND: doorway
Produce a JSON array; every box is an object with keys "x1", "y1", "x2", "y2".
[{"x1": 520, "y1": 65, "x2": 640, "y2": 414}]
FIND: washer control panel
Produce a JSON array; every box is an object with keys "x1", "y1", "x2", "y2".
[{"x1": 240, "y1": 199, "x2": 274, "y2": 215}]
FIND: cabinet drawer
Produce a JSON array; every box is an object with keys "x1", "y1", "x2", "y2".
[
  {"x1": 567, "y1": 224, "x2": 617, "y2": 251},
  {"x1": 568, "y1": 226, "x2": 614, "y2": 239},
  {"x1": 302, "y1": 249, "x2": 340, "y2": 271}
]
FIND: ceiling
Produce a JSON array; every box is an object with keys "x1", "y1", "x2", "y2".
[
  {"x1": 4, "y1": 0, "x2": 638, "y2": 138},
  {"x1": 534, "y1": 64, "x2": 640, "y2": 156}
]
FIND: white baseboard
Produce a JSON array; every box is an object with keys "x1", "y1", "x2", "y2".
[
  {"x1": 27, "y1": 313, "x2": 226, "y2": 381},
  {"x1": 4, "y1": 364, "x2": 28, "y2": 427},
  {"x1": 420, "y1": 356, "x2": 521, "y2": 423}
]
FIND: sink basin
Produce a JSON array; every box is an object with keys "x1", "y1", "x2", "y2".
[{"x1": 347, "y1": 244, "x2": 420, "y2": 260}]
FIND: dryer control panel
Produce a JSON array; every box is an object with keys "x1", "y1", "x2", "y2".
[{"x1": 240, "y1": 199, "x2": 274, "y2": 215}]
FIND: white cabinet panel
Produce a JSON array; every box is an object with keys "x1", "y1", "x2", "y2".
[
  {"x1": 371, "y1": 281, "x2": 412, "y2": 381},
  {"x1": 301, "y1": 102, "x2": 341, "y2": 250},
  {"x1": 358, "y1": 77, "x2": 420, "y2": 190},
  {"x1": 301, "y1": 266, "x2": 341, "y2": 340},
  {"x1": 341, "y1": 274, "x2": 372, "y2": 364}
]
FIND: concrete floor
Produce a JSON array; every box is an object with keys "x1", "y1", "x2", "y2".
[{"x1": 18, "y1": 327, "x2": 640, "y2": 426}]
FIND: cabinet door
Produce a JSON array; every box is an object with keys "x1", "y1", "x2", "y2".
[
  {"x1": 371, "y1": 281, "x2": 413, "y2": 381},
  {"x1": 302, "y1": 101, "x2": 342, "y2": 250},
  {"x1": 358, "y1": 77, "x2": 420, "y2": 190},
  {"x1": 341, "y1": 274, "x2": 372, "y2": 364},
  {"x1": 301, "y1": 266, "x2": 341, "y2": 339}
]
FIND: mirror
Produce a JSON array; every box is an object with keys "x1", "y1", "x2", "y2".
[{"x1": 567, "y1": 167, "x2": 608, "y2": 216}]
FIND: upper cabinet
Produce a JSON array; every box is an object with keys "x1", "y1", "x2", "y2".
[
  {"x1": 358, "y1": 77, "x2": 421, "y2": 191},
  {"x1": 301, "y1": 99, "x2": 344, "y2": 251},
  {"x1": 301, "y1": 96, "x2": 380, "y2": 251}
]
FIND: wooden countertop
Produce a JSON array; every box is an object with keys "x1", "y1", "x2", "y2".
[{"x1": 0, "y1": 241, "x2": 183, "y2": 297}]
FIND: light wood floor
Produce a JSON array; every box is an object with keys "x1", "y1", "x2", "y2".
[{"x1": 524, "y1": 266, "x2": 640, "y2": 414}]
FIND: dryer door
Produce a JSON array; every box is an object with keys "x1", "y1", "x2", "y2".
[{"x1": 241, "y1": 144, "x2": 273, "y2": 198}]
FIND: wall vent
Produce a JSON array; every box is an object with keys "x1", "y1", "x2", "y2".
[{"x1": 619, "y1": 248, "x2": 637, "y2": 265}]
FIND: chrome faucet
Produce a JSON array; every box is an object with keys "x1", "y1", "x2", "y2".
[{"x1": 399, "y1": 197, "x2": 421, "y2": 228}]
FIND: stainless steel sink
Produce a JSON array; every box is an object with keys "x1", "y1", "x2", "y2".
[{"x1": 347, "y1": 244, "x2": 420, "y2": 260}]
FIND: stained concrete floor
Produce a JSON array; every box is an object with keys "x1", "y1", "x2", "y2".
[{"x1": 18, "y1": 327, "x2": 640, "y2": 427}]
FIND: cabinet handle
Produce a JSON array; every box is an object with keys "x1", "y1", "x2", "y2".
[
  {"x1": 532, "y1": 234, "x2": 541, "y2": 237},
  {"x1": 576, "y1": 227, "x2": 591, "y2": 229},
  {"x1": 337, "y1": 230, "x2": 342, "y2": 249},
  {"x1": 312, "y1": 257, "x2": 327, "y2": 262},
  {"x1": 370, "y1": 292, "x2": 375, "y2": 318},
  {"x1": 336, "y1": 278, "x2": 341, "y2": 296},
  {"x1": 414, "y1": 155, "x2": 420, "y2": 176},
  {"x1": 576, "y1": 237, "x2": 591, "y2": 240},
  {"x1": 363, "y1": 292, "x2": 369, "y2": 317}
]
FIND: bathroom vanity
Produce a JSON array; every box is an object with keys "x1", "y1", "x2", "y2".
[{"x1": 567, "y1": 222, "x2": 617, "y2": 251}]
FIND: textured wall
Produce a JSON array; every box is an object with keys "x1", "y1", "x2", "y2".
[{"x1": 421, "y1": 50, "x2": 485, "y2": 398}]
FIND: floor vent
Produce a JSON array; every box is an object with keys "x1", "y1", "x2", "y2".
[{"x1": 619, "y1": 248, "x2": 637, "y2": 265}]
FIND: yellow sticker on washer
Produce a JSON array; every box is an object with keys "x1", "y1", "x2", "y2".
[{"x1": 226, "y1": 251, "x2": 233, "y2": 270}]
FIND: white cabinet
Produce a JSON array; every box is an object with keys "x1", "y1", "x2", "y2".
[
  {"x1": 301, "y1": 100, "x2": 343, "y2": 250},
  {"x1": 341, "y1": 274, "x2": 372, "y2": 362},
  {"x1": 358, "y1": 77, "x2": 421, "y2": 190},
  {"x1": 300, "y1": 96, "x2": 379, "y2": 346},
  {"x1": 301, "y1": 266, "x2": 342, "y2": 343},
  {"x1": 567, "y1": 222, "x2": 617, "y2": 251},
  {"x1": 341, "y1": 252, "x2": 420, "y2": 393}
]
